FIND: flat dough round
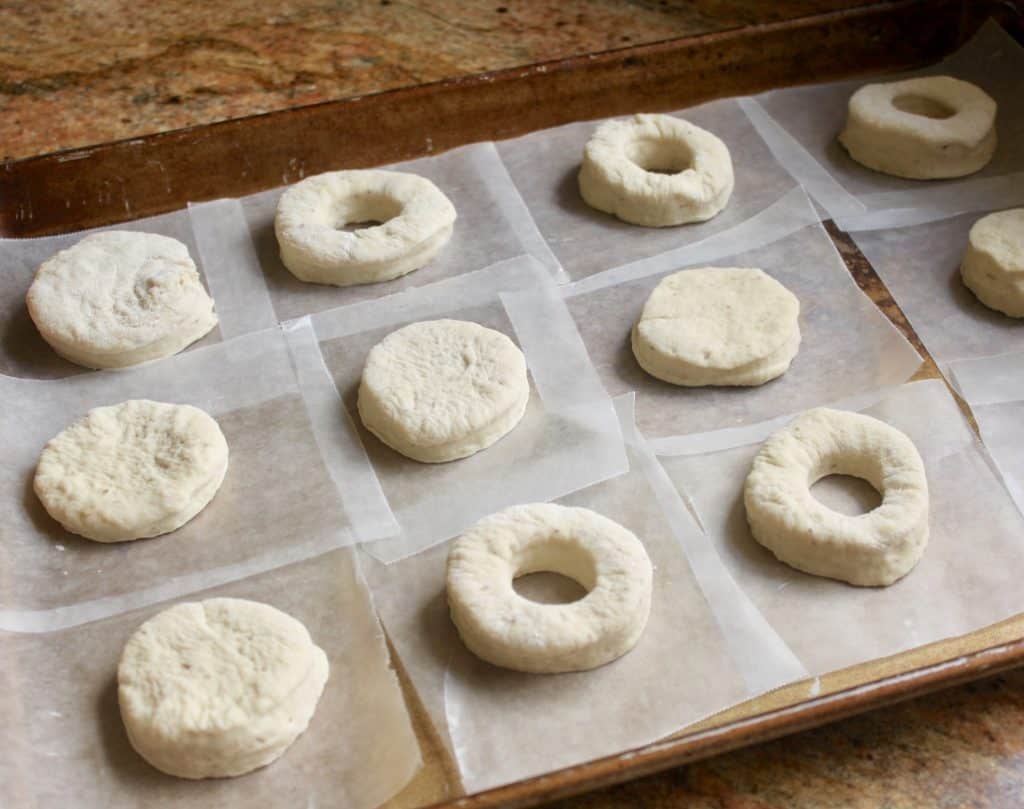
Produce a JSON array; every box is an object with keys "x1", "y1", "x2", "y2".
[
  {"x1": 274, "y1": 169, "x2": 456, "y2": 286},
  {"x1": 960, "y1": 208, "x2": 1024, "y2": 317},
  {"x1": 34, "y1": 399, "x2": 229, "y2": 543},
  {"x1": 838, "y1": 75, "x2": 997, "y2": 179},
  {"x1": 26, "y1": 231, "x2": 218, "y2": 369},
  {"x1": 632, "y1": 267, "x2": 801, "y2": 387},
  {"x1": 578, "y1": 113, "x2": 734, "y2": 227},
  {"x1": 447, "y1": 503, "x2": 653, "y2": 673},
  {"x1": 118, "y1": 598, "x2": 329, "y2": 779},
  {"x1": 357, "y1": 319, "x2": 530, "y2": 463},
  {"x1": 744, "y1": 408, "x2": 929, "y2": 587}
]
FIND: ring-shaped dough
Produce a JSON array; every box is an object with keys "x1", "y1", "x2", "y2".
[
  {"x1": 274, "y1": 169, "x2": 456, "y2": 286},
  {"x1": 960, "y1": 208, "x2": 1024, "y2": 317},
  {"x1": 26, "y1": 231, "x2": 217, "y2": 369},
  {"x1": 34, "y1": 399, "x2": 229, "y2": 543},
  {"x1": 358, "y1": 319, "x2": 530, "y2": 463},
  {"x1": 632, "y1": 267, "x2": 801, "y2": 387},
  {"x1": 578, "y1": 113, "x2": 735, "y2": 227},
  {"x1": 839, "y1": 75, "x2": 997, "y2": 179},
  {"x1": 446, "y1": 503, "x2": 653, "y2": 673},
  {"x1": 744, "y1": 408, "x2": 929, "y2": 587},
  {"x1": 118, "y1": 598, "x2": 329, "y2": 779}
]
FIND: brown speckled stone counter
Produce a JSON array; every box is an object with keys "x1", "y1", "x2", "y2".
[{"x1": 5, "y1": 2, "x2": 1024, "y2": 807}]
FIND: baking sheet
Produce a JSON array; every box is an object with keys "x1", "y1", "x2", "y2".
[
  {"x1": 0, "y1": 210, "x2": 220, "y2": 380},
  {"x1": 657, "y1": 379, "x2": 1024, "y2": 677},
  {"x1": 564, "y1": 187, "x2": 921, "y2": 441},
  {"x1": 495, "y1": 97, "x2": 799, "y2": 281},
  {"x1": 0, "y1": 548, "x2": 422, "y2": 809},
  {"x1": 188, "y1": 141, "x2": 563, "y2": 334},
  {"x1": 848, "y1": 207, "x2": 1024, "y2": 371},
  {"x1": 0, "y1": 328, "x2": 389, "y2": 630},
  {"x1": 745, "y1": 20, "x2": 1024, "y2": 225},
  {"x1": 365, "y1": 396, "x2": 805, "y2": 796},
  {"x1": 311, "y1": 256, "x2": 629, "y2": 563}
]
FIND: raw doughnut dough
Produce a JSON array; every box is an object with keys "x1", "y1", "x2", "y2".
[
  {"x1": 447, "y1": 503, "x2": 653, "y2": 673},
  {"x1": 118, "y1": 598, "x2": 329, "y2": 779},
  {"x1": 357, "y1": 319, "x2": 530, "y2": 463},
  {"x1": 744, "y1": 408, "x2": 929, "y2": 587},
  {"x1": 632, "y1": 267, "x2": 801, "y2": 387},
  {"x1": 274, "y1": 169, "x2": 456, "y2": 286},
  {"x1": 960, "y1": 208, "x2": 1024, "y2": 317},
  {"x1": 34, "y1": 399, "x2": 229, "y2": 543},
  {"x1": 26, "y1": 231, "x2": 217, "y2": 369},
  {"x1": 578, "y1": 113, "x2": 734, "y2": 227},
  {"x1": 838, "y1": 75, "x2": 997, "y2": 179}
]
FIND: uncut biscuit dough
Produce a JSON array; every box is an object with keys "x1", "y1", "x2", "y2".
[
  {"x1": 446, "y1": 502, "x2": 653, "y2": 673},
  {"x1": 26, "y1": 231, "x2": 217, "y2": 369},
  {"x1": 960, "y1": 208, "x2": 1024, "y2": 317},
  {"x1": 34, "y1": 399, "x2": 229, "y2": 543},
  {"x1": 118, "y1": 598, "x2": 329, "y2": 779},
  {"x1": 632, "y1": 267, "x2": 801, "y2": 387},
  {"x1": 838, "y1": 75, "x2": 997, "y2": 180},
  {"x1": 358, "y1": 319, "x2": 530, "y2": 463}
]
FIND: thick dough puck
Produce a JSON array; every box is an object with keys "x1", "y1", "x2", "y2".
[
  {"x1": 838, "y1": 75, "x2": 997, "y2": 180},
  {"x1": 118, "y1": 598, "x2": 329, "y2": 779},
  {"x1": 578, "y1": 113, "x2": 734, "y2": 227},
  {"x1": 447, "y1": 503, "x2": 653, "y2": 673},
  {"x1": 744, "y1": 408, "x2": 929, "y2": 587},
  {"x1": 960, "y1": 208, "x2": 1024, "y2": 317},
  {"x1": 34, "y1": 400, "x2": 229, "y2": 543},
  {"x1": 357, "y1": 319, "x2": 530, "y2": 463},
  {"x1": 632, "y1": 267, "x2": 801, "y2": 387},
  {"x1": 26, "y1": 231, "x2": 218, "y2": 369},
  {"x1": 274, "y1": 169, "x2": 456, "y2": 286}
]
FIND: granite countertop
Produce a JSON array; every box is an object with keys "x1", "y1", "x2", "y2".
[{"x1": 4, "y1": 1, "x2": 1023, "y2": 806}]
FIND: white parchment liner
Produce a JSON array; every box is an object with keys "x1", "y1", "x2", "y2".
[
  {"x1": 0, "y1": 328, "x2": 394, "y2": 630},
  {"x1": 188, "y1": 140, "x2": 564, "y2": 333},
  {"x1": 495, "y1": 97, "x2": 799, "y2": 281},
  {"x1": 564, "y1": 187, "x2": 921, "y2": 442},
  {"x1": 309, "y1": 255, "x2": 629, "y2": 563},
  {"x1": 848, "y1": 206, "x2": 1024, "y2": 371},
  {"x1": 0, "y1": 210, "x2": 221, "y2": 380},
  {"x1": 365, "y1": 396, "x2": 806, "y2": 795},
  {"x1": 744, "y1": 20, "x2": 1024, "y2": 225},
  {"x1": 657, "y1": 379, "x2": 1024, "y2": 677},
  {"x1": 949, "y1": 350, "x2": 1024, "y2": 516},
  {"x1": 0, "y1": 549, "x2": 421, "y2": 809}
]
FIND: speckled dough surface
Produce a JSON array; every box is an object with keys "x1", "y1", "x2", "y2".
[
  {"x1": 632, "y1": 267, "x2": 801, "y2": 387},
  {"x1": 446, "y1": 502, "x2": 653, "y2": 673},
  {"x1": 744, "y1": 408, "x2": 929, "y2": 587},
  {"x1": 357, "y1": 319, "x2": 530, "y2": 463},
  {"x1": 26, "y1": 231, "x2": 218, "y2": 369},
  {"x1": 578, "y1": 113, "x2": 734, "y2": 227},
  {"x1": 34, "y1": 399, "x2": 229, "y2": 543},
  {"x1": 118, "y1": 597, "x2": 329, "y2": 779},
  {"x1": 838, "y1": 75, "x2": 997, "y2": 180},
  {"x1": 961, "y1": 208, "x2": 1024, "y2": 317},
  {"x1": 274, "y1": 169, "x2": 456, "y2": 286}
]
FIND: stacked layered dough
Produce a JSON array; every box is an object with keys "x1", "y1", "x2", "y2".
[
  {"x1": 118, "y1": 598, "x2": 329, "y2": 779},
  {"x1": 632, "y1": 267, "x2": 801, "y2": 387}
]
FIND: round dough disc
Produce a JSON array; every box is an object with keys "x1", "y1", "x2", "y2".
[
  {"x1": 118, "y1": 598, "x2": 329, "y2": 779},
  {"x1": 34, "y1": 399, "x2": 229, "y2": 543},
  {"x1": 357, "y1": 319, "x2": 530, "y2": 463},
  {"x1": 632, "y1": 267, "x2": 801, "y2": 386},
  {"x1": 26, "y1": 231, "x2": 218, "y2": 369},
  {"x1": 961, "y1": 208, "x2": 1024, "y2": 317}
]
